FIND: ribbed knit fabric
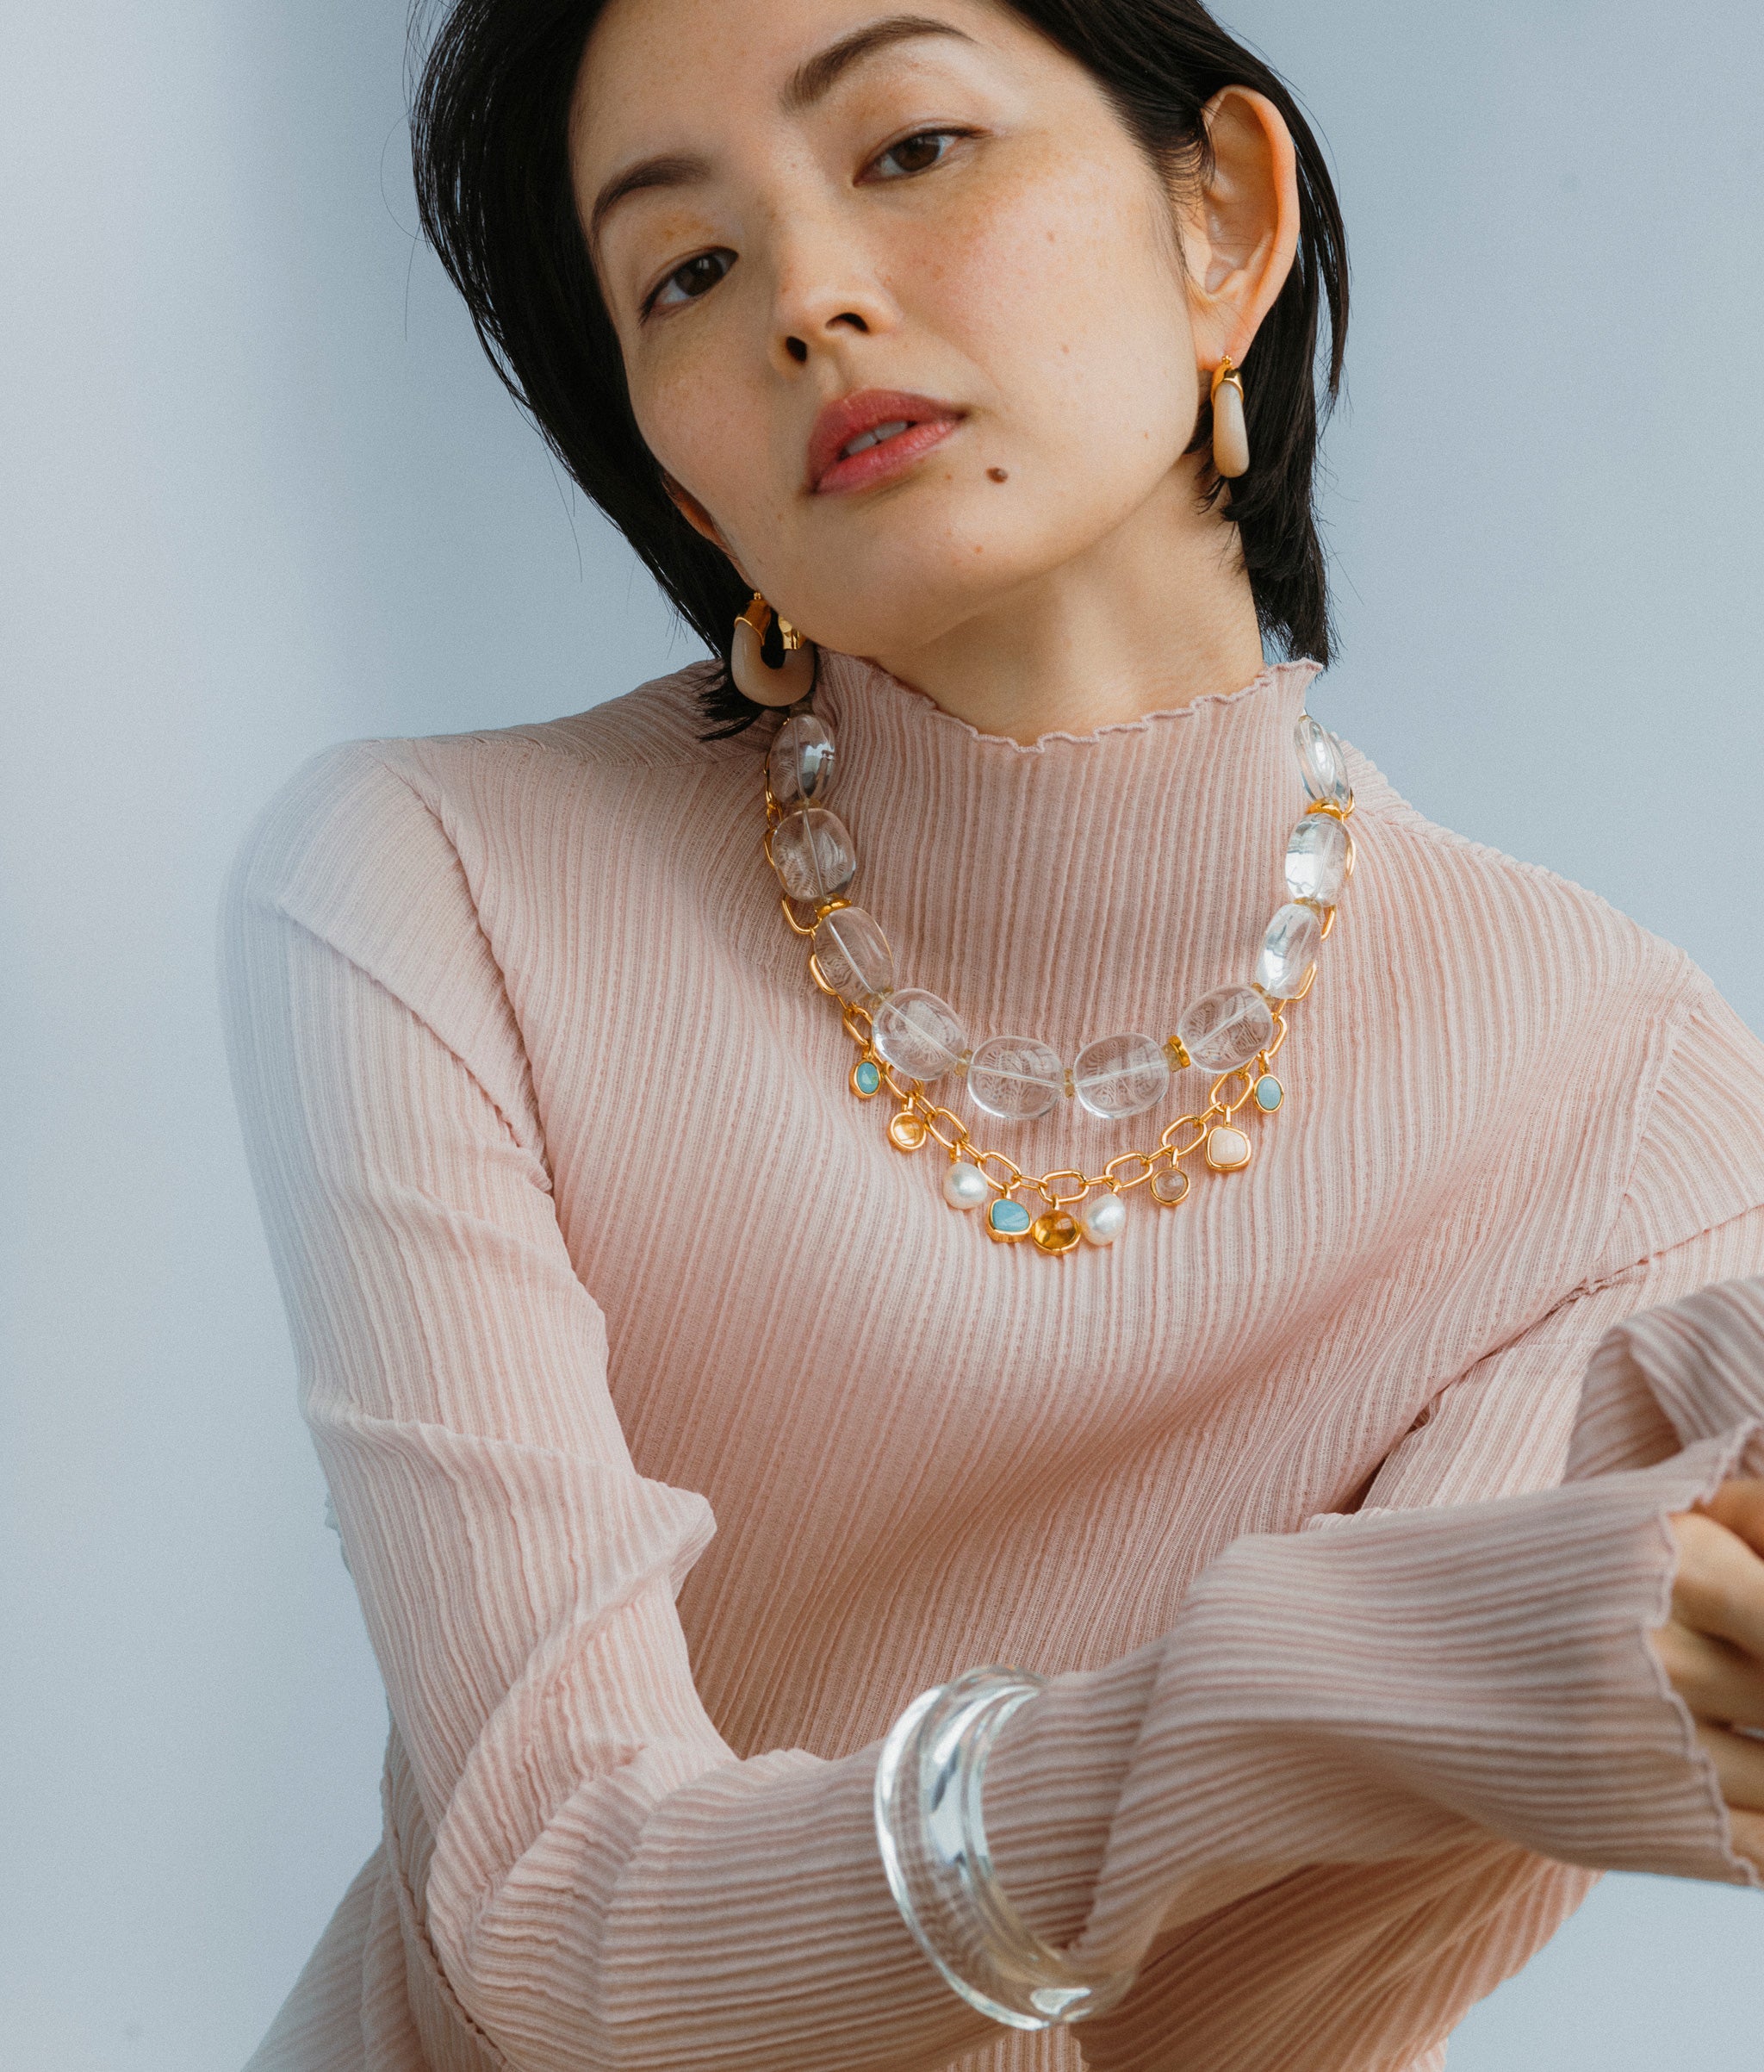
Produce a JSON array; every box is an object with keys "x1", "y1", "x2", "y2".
[{"x1": 218, "y1": 652, "x2": 1764, "y2": 2072}]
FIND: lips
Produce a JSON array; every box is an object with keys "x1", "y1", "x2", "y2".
[{"x1": 806, "y1": 389, "x2": 966, "y2": 495}]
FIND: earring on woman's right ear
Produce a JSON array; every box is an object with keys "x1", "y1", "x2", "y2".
[
  {"x1": 1210, "y1": 357, "x2": 1251, "y2": 479},
  {"x1": 731, "y1": 592, "x2": 816, "y2": 708}
]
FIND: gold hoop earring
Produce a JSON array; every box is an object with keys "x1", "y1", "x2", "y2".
[
  {"x1": 1209, "y1": 358, "x2": 1250, "y2": 479},
  {"x1": 731, "y1": 592, "x2": 816, "y2": 708}
]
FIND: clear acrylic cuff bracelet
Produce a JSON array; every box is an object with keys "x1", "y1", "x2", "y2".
[{"x1": 873, "y1": 1664, "x2": 1140, "y2": 2030}]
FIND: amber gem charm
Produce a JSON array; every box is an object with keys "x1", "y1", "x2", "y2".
[
  {"x1": 888, "y1": 1111, "x2": 929, "y2": 1152},
  {"x1": 1030, "y1": 1210, "x2": 1082, "y2": 1255}
]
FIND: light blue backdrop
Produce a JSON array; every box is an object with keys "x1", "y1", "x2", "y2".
[{"x1": 3, "y1": 3, "x2": 1761, "y2": 2065}]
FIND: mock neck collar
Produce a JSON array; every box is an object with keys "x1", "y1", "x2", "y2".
[{"x1": 813, "y1": 648, "x2": 1320, "y2": 764}]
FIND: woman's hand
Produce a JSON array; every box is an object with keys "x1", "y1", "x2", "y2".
[{"x1": 1656, "y1": 1478, "x2": 1764, "y2": 1874}]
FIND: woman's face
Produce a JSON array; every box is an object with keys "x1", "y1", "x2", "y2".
[{"x1": 571, "y1": 0, "x2": 1214, "y2": 660}]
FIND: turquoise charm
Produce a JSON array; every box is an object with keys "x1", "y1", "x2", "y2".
[
  {"x1": 1253, "y1": 1073, "x2": 1284, "y2": 1112},
  {"x1": 851, "y1": 1056, "x2": 882, "y2": 1098},
  {"x1": 987, "y1": 1197, "x2": 1034, "y2": 1242}
]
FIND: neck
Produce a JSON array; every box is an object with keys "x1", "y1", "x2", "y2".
[{"x1": 861, "y1": 457, "x2": 1269, "y2": 745}]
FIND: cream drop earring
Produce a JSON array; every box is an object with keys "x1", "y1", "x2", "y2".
[
  {"x1": 1210, "y1": 356, "x2": 1251, "y2": 479},
  {"x1": 731, "y1": 593, "x2": 816, "y2": 707}
]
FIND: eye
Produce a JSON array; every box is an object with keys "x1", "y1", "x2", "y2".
[
  {"x1": 863, "y1": 128, "x2": 971, "y2": 182},
  {"x1": 644, "y1": 248, "x2": 735, "y2": 318}
]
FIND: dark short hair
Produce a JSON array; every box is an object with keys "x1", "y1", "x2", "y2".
[{"x1": 411, "y1": 0, "x2": 1349, "y2": 737}]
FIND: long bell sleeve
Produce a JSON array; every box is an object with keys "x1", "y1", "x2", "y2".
[
  {"x1": 220, "y1": 740, "x2": 1764, "y2": 2072},
  {"x1": 985, "y1": 1214, "x2": 1764, "y2": 2071}
]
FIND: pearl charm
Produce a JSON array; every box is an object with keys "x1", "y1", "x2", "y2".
[
  {"x1": 942, "y1": 1160, "x2": 991, "y2": 1211},
  {"x1": 1079, "y1": 1191, "x2": 1127, "y2": 1245}
]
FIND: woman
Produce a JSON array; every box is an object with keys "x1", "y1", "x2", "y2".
[{"x1": 220, "y1": 2, "x2": 1764, "y2": 2067}]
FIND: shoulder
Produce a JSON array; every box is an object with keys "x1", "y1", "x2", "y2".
[
  {"x1": 1339, "y1": 736, "x2": 1764, "y2": 1264},
  {"x1": 218, "y1": 661, "x2": 764, "y2": 1055},
  {"x1": 225, "y1": 660, "x2": 743, "y2": 924},
  {"x1": 1341, "y1": 733, "x2": 1701, "y2": 1029}
]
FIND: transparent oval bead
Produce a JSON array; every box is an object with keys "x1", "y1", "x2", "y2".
[
  {"x1": 872, "y1": 988, "x2": 969, "y2": 1081},
  {"x1": 1284, "y1": 811, "x2": 1348, "y2": 906},
  {"x1": 770, "y1": 806, "x2": 856, "y2": 905},
  {"x1": 966, "y1": 1036, "x2": 1066, "y2": 1122},
  {"x1": 811, "y1": 904, "x2": 892, "y2": 1005},
  {"x1": 1071, "y1": 1031, "x2": 1171, "y2": 1120},
  {"x1": 766, "y1": 712, "x2": 835, "y2": 809},
  {"x1": 1294, "y1": 714, "x2": 1351, "y2": 809},
  {"x1": 1177, "y1": 984, "x2": 1276, "y2": 1073},
  {"x1": 1254, "y1": 902, "x2": 1321, "y2": 999}
]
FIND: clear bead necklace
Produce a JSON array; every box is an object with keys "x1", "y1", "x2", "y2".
[{"x1": 760, "y1": 695, "x2": 1357, "y2": 1254}]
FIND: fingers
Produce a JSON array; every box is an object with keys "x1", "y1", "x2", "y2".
[
  {"x1": 1662, "y1": 1490, "x2": 1764, "y2": 1879},
  {"x1": 1725, "y1": 1804, "x2": 1764, "y2": 1879},
  {"x1": 1667, "y1": 1506, "x2": 1764, "y2": 1661},
  {"x1": 1652, "y1": 1617, "x2": 1764, "y2": 1731},
  {"x1": 1696, "y1": 1723, "x2": 1764, "y2": 1876},
  {"x1": 1699, "y1": 1478, "x2": 1764, "y2": 1558},
  {"x1": 1695, "y1": 1720, "x2": 1764, "y2": 1812}
]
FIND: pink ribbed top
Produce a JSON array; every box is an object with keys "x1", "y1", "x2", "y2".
[{"x1": 219, "y1": 653, "x2": 1764, "y2": 2072}]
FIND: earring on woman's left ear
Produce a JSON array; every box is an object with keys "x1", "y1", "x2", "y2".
[
  {"x1": 731, "y1": 592, "x2": 817, "y2": 708},
  {"x1": 1210, "y1": 357, "x2": 1251, "y2": 479}
]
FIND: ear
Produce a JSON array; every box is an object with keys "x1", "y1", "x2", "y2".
[{"x1": 1179, "y1": 86, "x2": 1301, "y2": 372}]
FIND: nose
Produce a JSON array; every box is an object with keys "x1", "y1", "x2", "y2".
[{"x1": 764, "y1": 208, "x2": 900, "y2": 373}]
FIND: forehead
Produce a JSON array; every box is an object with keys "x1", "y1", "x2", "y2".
[{"x1": 571, "y1": 0, "x2": 1016, "y2": 177}]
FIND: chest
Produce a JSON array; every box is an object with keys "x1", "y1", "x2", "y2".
[{"x1": 470, "y1": 769, "x2": 1606, "y2": 1744}]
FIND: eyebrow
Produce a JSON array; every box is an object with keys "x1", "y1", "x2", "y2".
[
  {"x1": 587, "y1": 16, "x2": 976, "y2": 251},
  {"x1": 588, "y1": 152, "x2": 713, "y2": 253},
  {"x1": 780, "y1": 14, "x2": 976, "y2": 114}
]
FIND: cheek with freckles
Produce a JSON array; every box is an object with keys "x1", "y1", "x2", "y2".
[
  {"x1": 630, "y1": 325, "x2": 786, "y2": 572},
  {"x1": 939, "y1": 143, "x2": 1197, "y2": 510}
]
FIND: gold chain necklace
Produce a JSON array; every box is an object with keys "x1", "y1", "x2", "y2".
[{"x1": 760, "y1": 700, "x2": 1357, "y2": 1254}]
